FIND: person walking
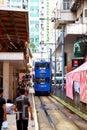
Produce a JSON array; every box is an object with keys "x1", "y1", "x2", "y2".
[
  {"x1": 13, "y1": 88, "x2": 34, "y2": 130},
  {"x1": 0, "y1": 88, "x2": 7, "y2": 130}
]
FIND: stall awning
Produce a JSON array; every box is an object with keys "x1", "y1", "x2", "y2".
[{"x1": 66, "y1": 62, "x2": 87, "y2": 103}]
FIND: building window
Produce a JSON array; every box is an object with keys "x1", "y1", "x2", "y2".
[
  {"x1": 35, "y1": 38, "x2": 39, "y2": 43},
  {"x1": 63, "y1": 0, "x2": 70, "y2": 10},
  {"x1": 30, "y1": 38, "x2": 34, "y2": 43},
  {"x1": 35, "y1": 24, "x2": 39, "y2": 28}
]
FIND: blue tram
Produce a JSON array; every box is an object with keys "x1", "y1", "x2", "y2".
[{"x1": 34, "y1": 61, "x2": 51, "y2": 95}]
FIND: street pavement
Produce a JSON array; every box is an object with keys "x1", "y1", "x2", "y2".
[
  {"x1": 6, "y1": 87, "x2": 87, "y2": 130},
  {"x1": 7, "y1": 113, "x2": 35, "y2": 130}
]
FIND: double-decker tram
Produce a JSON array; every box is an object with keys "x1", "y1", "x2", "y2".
[{"x1": 34, "y1": 61, "x2": 51, "y2": 95}]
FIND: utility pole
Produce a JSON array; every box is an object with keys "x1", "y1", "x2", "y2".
[
  {"x1": 40, "y1": 41, "x2": 44, "y2": 61},
  {"x1": 61, "y1": 26, "x2": 65, "y2": 91},
  {"x1": 54, "y1": 19, "x2": 57, "y2": 88}
]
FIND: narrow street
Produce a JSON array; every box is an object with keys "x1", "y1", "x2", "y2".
[
  {"x1": 0, "y1": 1, "x2": 87, "y2": 130},
  {"x1": 35, "y1": 96, "x2": 87, "y2": 130}
]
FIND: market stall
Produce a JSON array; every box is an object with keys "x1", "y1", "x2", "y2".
[{"x1": 66, "y1": 61, "x2": 87, "y2": 103}]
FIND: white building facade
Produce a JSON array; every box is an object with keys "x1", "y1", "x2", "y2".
[{"x1": 53, "y1": 0, "x2": 87, "y2": 73}]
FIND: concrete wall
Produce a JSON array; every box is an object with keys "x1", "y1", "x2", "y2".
[{"x1": 56, "y1": 35, "x2": 76, "y2": 65}]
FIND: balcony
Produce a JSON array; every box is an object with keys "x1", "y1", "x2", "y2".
[
  {"x1": 0, "y1": 8, "x2": 30, "y2": 71},
  {"x1": 55, "y1": 10, "x2": 76, "y2": 29},
  {"x1": 55, "y1": 1, "x2": 76, "y2": 29},
  {"x1": 65, "y1": 23, "x2": 87, "y2": 36},
  {"x1": 57, "y1": 23, "x2": 87, "y2": 48},
  {"x1": 0, "y1": 52, "x2": 26, "y2": 70}
]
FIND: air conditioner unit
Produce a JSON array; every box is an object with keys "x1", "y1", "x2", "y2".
[{"x1": 83, "y1": 8, "x2": 87, "y2": 23}]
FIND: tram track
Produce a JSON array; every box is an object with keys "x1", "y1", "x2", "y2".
[
  {"x1": 35, "y1": 96, "x2": 87, "y2": 130},
  {"x1": 39, "y1": 96, "x2": 57, "y2": 130},
  {"x1": 48, "y1": 96, "x2": 87, "y2": 130},
  {"x1": 48, "y1": 96, "x2": 82, "y2": 130}
]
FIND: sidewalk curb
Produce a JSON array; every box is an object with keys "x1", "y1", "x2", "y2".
[
  {"x1": 29, "y1": 87, "x2": 39, "y2": 130},
  {"x1": 52, "y1": 95, "x2": 87, "y2": 121},
  {"x1": 32, "y1": 94, "x2": 39, "y2": 130}
]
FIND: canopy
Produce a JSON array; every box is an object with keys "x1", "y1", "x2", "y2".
[
  {"x1": 0, "y1": 9, "x2": 29, "y2": 51},
  {"x1": 67, "y1": 61, "x2": 87, "y2": 74},
  {"x1": 66, "y1": 61, "x2": 87, "y2": 103}
]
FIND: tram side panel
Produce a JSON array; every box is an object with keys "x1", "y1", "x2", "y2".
[{"x1": 34, "y1": 61, "x2": 51, "y2": 95}]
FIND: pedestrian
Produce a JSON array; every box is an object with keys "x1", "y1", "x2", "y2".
[
  {"x1": 16, "y1": 87, "x2": 20, "y2": 98},
  {"x1": 13, "y1": 88, "x2": 34, "y2": 130},
  {"x1": 6, "y1": 99, "x2": 14, "y2": 114},
  {"x1": 25, "y1": 83, "x2": 29, "y2": 96},
  {"x1": 0, "y1": 88, "x2": 7, "y2": 130}
]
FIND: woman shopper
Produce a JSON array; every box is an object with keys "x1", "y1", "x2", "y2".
[
  {"x1": 13, "y1": 88, "x2": 34, "y2": 130},
  {"x1": 0, "y1": 88, "x2": 7, "y2": 130}
]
